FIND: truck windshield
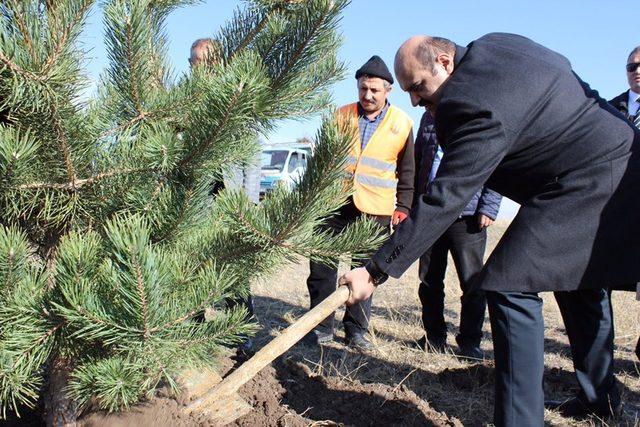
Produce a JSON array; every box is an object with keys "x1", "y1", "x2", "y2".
[{"x1": 261, "y1": 150, "x2": 288, "y2": 172}]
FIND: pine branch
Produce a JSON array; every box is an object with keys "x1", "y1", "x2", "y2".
[
  {"x1": 231, "y1": 8, "x2": 274, "y2": 57},
  {"x1": 14, "y1": 167, "x2": 155, "y2": 191},
  {"x1": 12, "y1": 322, "x2": 64, "y2": 369},
  {"x1": 99, "y1": 111, "x2": 148, "y2": 139},
  {"x1": 50, "y1": 102, "x2": 76, "y2": 184},
  {"x1": 131, "y1": 252, "x2": 150, "y2": 339},
  {"x1": 124, "y1": 18, "x2": 143, "y2": 115},
  {"x1": 0, "y1": 51, "x2": 45, "y2": 82},
  {"x1": 42, "y1": 0, "x2": 94, "y2": 74},
  {"x1": 179, "y1": 81, "x2": 244, "y2": 167},
  {"x1": 61, "y1": 296, "x2": 146, "y2": 337},
  {"x1": 270, "y1": 0, "x2": 341, "y2": 89},
  {"x1": 97, "y1": 99, "x2": 186, "y2": 138},
  {"x1": 149, "y1": 280, "x2": 236, "y2": 333},
  {"x1": 236, "y1": 208, "x2": 295, "y2": 250},
  {"x1": 5, "y1": 1, "x2": 37, "y2": 62},
  {"x1": 149, "y1": 184, "x2": 194, "y2": 242},
  {"x1": 142, "y1": 180, "x2": 165, "y2": 211},
  {"x1": 272, "y1": 9, "x2": 328, "y2": 89}
]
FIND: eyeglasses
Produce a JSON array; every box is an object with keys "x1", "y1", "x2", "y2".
[{"x1": 626, "y1": 62, "x2": 640, "y2": 73}]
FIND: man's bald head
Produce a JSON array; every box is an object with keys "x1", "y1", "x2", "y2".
[
  {"x1": 395, "y1": 35, "x2": 455, "y2": 77},
  {"x1": 394, "y1": 35, "x2": 456, "y2": 111},
  {"x1": 190, "y1": 38, "x2": 222, "y2": 68}
]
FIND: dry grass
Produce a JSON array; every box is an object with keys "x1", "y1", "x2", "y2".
[{"x1": 250, "y1": 220, "x2": 640, "y2": 426}]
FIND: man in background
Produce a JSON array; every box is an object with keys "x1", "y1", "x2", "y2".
[
  {"x1": 609, "y1": 45, "x2": 640, "y2": 362},
  {"x1": 304, "y1": 55, "x2": 414, "y2": 350},
  {"x1": 609, "y1": 46, "x2": 640, "y2": 125},
  {"x1": 414, "y1": 109, "x2": 501, "y2": 359}
]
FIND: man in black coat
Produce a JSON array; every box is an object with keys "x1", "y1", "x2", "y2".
[
  {"x1": 608, "y1": 45, "x2": 640, "y2": 362},
  {"x1": 609, "y1": 46, "x2": 640, "y2": 124},
  {"x1": 339, "y1": 33, "x2": 640, "y2": 426}
]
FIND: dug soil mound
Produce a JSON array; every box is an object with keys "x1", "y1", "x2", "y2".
[
  {"x1": 233, "y1": 358, "x2": 459, "y2": 427},
  {"x1": 78, "y1": 353, "x2": 459, "y2": 427}
]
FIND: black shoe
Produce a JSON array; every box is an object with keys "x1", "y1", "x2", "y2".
[
  {"x1": 345, "y1": 333, "x2": 374, "y2": 351},
  {"x1": 455, "y1": 336, "x2": 484, "y2": 360},
  {"x1": 544, "y1": 397, "x2": 622, "y2": 419},
  {"x1": 415, "y1": 335, "x2": 446, "y2": 353},
  {"x1": 635, "y1": 336, "x2": 640, "y2": 362},
  {"x1": 457, "y1": 344, "x2": 484, "y2": 360},
  {"x1": 301, "y1": 329, "x2": 334, "y2": 347}
]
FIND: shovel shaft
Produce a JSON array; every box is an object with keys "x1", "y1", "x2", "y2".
[{"x1": 186, "y1": 285, "x2": 350, "y2": 413}]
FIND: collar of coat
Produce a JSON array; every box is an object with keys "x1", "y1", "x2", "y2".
[
  {"x1": 454, "y1": 44, "x2": 468, "y2": 69},
  {"x1": 609, "y1": 90, "x2": 629, "y2": 114}
]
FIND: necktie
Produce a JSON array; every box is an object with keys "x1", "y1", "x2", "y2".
[{"x1": 635, "y1": 97, "x2": 640, "y2": 128}]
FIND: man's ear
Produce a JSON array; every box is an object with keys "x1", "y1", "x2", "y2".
[{"x1": 436, "y1": 53, "x2": 454, "y2": 73}]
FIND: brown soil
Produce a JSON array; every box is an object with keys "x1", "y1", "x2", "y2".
[
  {"x1": 233, "y1": 357, "x2": 458, "y2": 427},
  {"x1": 78, "y1": 352, "x2": 458, "y2": 427}
]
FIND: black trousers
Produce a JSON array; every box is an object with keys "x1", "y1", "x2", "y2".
[
  {"x1": 418, "y1": 216, "x2": 487, "y2": 346},
  {"x1": 306, "y1": 201, "x2": 389, "y2": 337},
  {"x1": 487, "y1": 289, "x2": 619, "y2": 427}
]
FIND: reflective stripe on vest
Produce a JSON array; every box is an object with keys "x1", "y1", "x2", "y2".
[
  {"x1": 337, "y1": 103, "x2": 413, "y2": 216},
  {"x1": 355, "y1": 174, "x2": 397, "y2": 189},
  {"x1": 358, "y1": 156, "x2": 396, "y2": 172}
]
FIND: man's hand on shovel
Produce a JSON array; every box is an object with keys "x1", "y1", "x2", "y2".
[{"x1": 338, "y1": 267, "x2": 376, "y2": 305}]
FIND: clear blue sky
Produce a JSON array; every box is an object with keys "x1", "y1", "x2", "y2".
[{"x1": 81, "y1": 0, "x2": 640, "y2": 217}]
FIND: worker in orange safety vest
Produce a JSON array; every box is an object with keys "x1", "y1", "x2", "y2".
[{"x1": 303, "y1": 55, "x2": 415, "y2": 350}]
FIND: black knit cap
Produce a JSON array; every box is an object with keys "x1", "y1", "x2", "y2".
[{"x1": 355, "y1": 55, "x2": 394, "y2": 84}]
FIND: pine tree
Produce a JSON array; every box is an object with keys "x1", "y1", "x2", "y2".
[{"x1": 0, "y1": 0, "x2": 382, "y2": 422}]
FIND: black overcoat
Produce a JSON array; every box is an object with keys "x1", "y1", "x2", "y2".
[
  {"x1": 373, "y1": 33, "x2": 640, "y2": 292},
  {"x1": 609, "y1": 90, "x2": 631, "y2": 119}
]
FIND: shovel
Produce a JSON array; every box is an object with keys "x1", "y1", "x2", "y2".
[{"x1": 182, "y1": 285, "x2": 351, "y2": 424}]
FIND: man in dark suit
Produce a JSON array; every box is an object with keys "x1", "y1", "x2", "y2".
[
  {"x1": 609, "y1": 45, "x2": 640, "y2": 362},
  {"x1": 609, "y1": 46, "x2": 640, "y2": 125},
  {"x1": 339, "y1": 33, "x2": 640, "y2": 426}
]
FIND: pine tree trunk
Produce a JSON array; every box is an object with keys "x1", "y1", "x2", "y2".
[{"x1": 44, "y1": 358, "x2": 78, "y2": 427}]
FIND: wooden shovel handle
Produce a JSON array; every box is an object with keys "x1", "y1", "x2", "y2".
[{"x1": 186, "y1": 285, "x2": 351, "y2": 413}]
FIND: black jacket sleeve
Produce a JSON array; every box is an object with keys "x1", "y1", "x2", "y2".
[
  {"x1": 394, "y1": 130, "x2": 415, "y2": 214},
  {"x1": 370, "y1": 95, "x2": 508, "y2": 278}
]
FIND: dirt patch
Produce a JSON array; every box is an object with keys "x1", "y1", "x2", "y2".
[
  {"x1": 266, "y1": 358, "x2": 459, "y2": 427},
  {"x1": 76, "y1": 351, "x2": 459, "y2": 427},
  {"x1": 228, "y1": 359, "x2": 306, "y2": 427}
]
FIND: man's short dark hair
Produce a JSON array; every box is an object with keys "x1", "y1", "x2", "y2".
[
  {"x1": 628, "y1": 46, "x2": 640, "y2": 62},
  {"x1": 415, "y1": 37, "x2": 456, "y2": 74}
]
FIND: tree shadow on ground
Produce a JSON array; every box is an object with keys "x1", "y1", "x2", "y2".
[
  {"x1": 543, "y1": 336, "x2": 640, "y2": 376},
  {"x1": 544, "y1": 366, "x2": 640, "y2": 421}
]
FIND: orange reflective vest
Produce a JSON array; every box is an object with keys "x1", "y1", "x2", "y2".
[{"x1": 337, "y1": 103, "x2": 413, "y2": 216}]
